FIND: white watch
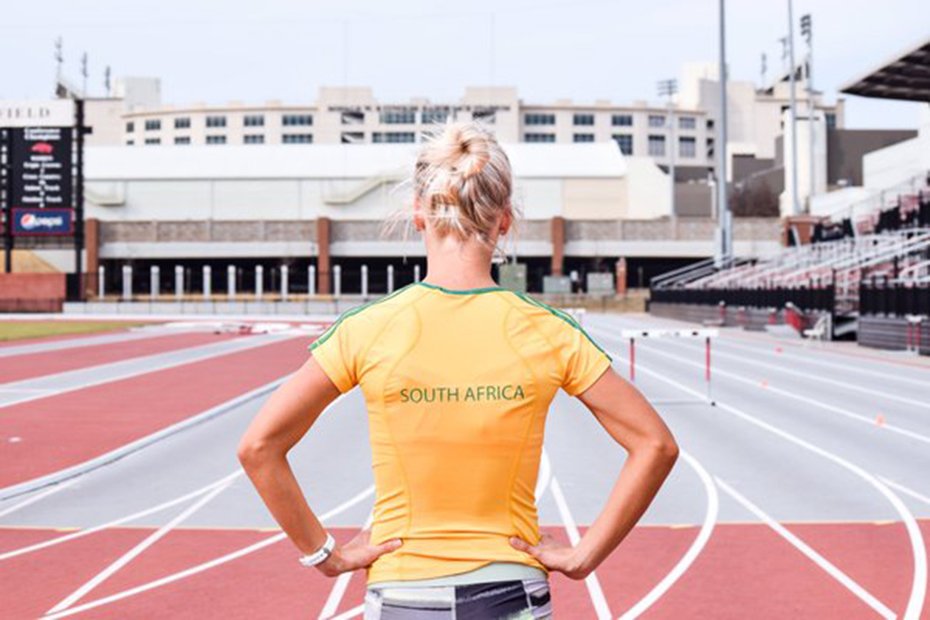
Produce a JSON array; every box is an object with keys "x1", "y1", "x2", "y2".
[{"x1": 298, "y1": 532, "x2": 336, "y2": 568}]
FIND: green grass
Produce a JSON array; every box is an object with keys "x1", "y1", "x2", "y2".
[{"x1": 0, "y1": 321, "x2": 163, "y2": 342}]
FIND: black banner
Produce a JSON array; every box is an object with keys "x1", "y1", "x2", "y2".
[{"x1": 9, "y1": 126, "x2": 73, "y2": 211}]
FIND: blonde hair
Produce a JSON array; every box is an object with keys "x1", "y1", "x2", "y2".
[{"x1": 385, "y1": 120, "x2": 519, "y2": 256}]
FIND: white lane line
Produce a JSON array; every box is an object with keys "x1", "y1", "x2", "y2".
[
  {"x1": 546, "y1": 463, "x2": 612, "y2": 620},
  {"x1": 617, "y1": 450, "x2": 718, "y2": 620},
  {"x1": 0, "y1": 332, "x2": 302, "y2": 408},
  {"x1": 589, "y1": 325, "x2": 930, "y2": 447},
  {"x1": 319, "y1": 511, "x2": 374, "y2": 620},
  {"x1": 536, "y1": 450, "x2": 552, "y2": 500},
  {"x1": 330, "y1": 605, "x2": 364, "y2": 620},
  {"x1": 715, "y1": 477, "x2": 895, "y2": 619},
  {"x1": 878, "y1": 477, "x2": 930, "y2": 506},
  {"x1": 0, "y1": 470, "x2": 241, "y2": 561},
  {"x1": 46, "y1": 470, "x2": 242, "y2": 614},
  {"x1": 41, "y1": 484, "x2": 376, "y2": 619},
  {"x1": 699, "y1": 333, "x2": 930, "y2": 390},
  {"x1": 0, "y1": 478, "x2": 78, "y2": 520},
  {"x1": 601, "y1": 344, "x2": 928, "y2": 620},
  {"x1": 650, "y1": 333, "x2": 930, "y2": 411}
]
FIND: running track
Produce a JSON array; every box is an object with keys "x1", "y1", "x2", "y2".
[{"x1": 0, "y1": 314, "x2": 927, "y2": 619}]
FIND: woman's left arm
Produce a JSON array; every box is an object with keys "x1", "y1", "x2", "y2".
[{"x1": 236, "y1": 355, "x2": 401, "y2": 577}]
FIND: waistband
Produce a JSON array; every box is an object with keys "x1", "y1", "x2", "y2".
[{"x1": 368, "y1": 561, "x2": 547, "y2": 590}]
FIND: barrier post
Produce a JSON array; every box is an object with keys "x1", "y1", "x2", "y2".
[
  {"x1": 414, "y1": 264, "x2": 421, "y2": 283},
  {"x1": 174, "y1": 265, "x2": 183, "y2": 300},
  {"x1": 387, "y1": 264, "x2": 394, "y2": 294},
  {"x1": 122, "y1": 265, "x2": 132, "y2": 301},
  {"x1": 98, "y1": 265, "x2": 105, "y2": 299},
  {"x1": 361, "y1": 264, "x2": 369, "y2": 298},
  {"x1": 150, "y1": 265, "x2": 159, "y2": 300},
  {"x1": 281, "y1": 265, "x2": 289, "y2": 301},
  {"x1": 255, "y1": 265, "x2": 264, "y2": 300},
  {"x1": 706, "y1": 335, "x2": 712, "y2": 401},
  {"x1": 629, "y1": 337, "x2": 636, "y2": 382},
  {"x1": 308, "y1": 265, "x2": 316, "y2": 297},
  {"x1": 334, "y1": 265, "x2": 342, "y2": 297},
  {"x1": 227, "y1": 265, "x2": 236, "y2": 298},
  {"x1": 203, "y1": 265, "x2": 211, "y2": 299}
]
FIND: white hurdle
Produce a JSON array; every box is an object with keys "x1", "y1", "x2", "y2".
[{"x1": 621, "y1": 328, "x2": 719, "y2": 404}]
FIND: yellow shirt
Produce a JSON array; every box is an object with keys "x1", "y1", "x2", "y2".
[{"x1": 309, "y1": 281, "x2": 613, "y2": 585}]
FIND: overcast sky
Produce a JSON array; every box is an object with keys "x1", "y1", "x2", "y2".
[{"x1": 1, "y1": 0, "x2": 928, "y2": 129}]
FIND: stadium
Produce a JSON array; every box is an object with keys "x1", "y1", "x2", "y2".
[{"x1": 1, "y1": 3, "x2": 929, "y2": 619}]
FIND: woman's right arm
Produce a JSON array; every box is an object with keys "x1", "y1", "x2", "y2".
[{"x1": 510, "y1": 366, "x2": 679, "y2": 579}]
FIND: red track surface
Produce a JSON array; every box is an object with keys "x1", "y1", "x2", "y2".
[
  {"x1": 0, "y1": 335, "x2": 314, "y2": 488},
  {"x1": 0, "y1": 332, "x2": 240, "y2": 384},
  {"x1": 2, "y1": 522, "x2": 925, "y2": 619}
]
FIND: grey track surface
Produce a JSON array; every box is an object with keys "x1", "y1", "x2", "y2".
[
  {"x1": 0, "y1": 332, "x2": 301, "y2": 408},
  {"x1": 1, "y1": 313, "x2": 928, "y2": 534}
]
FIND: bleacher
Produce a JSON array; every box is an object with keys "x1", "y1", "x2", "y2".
[{"x1": 649, "y1": 175, "x2": 930, "y2": 350}]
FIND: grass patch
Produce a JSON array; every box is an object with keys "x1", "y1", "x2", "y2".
[{"x1": 0, "y1": 321, "x2": 162, "y2": 342}]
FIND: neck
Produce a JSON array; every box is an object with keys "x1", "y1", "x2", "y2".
[{"x1": 422, "y1": 233, "x2": 497, "y2": 290}]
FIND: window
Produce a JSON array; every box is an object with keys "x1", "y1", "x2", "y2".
[
  {"x1": 372, "y1": 132, "x2": 415, "y2": 143},
  {"x1": 648, "y1": 135, "x2": 666, "y2": 156},
  {"x1": 174, "y1": 136, "x2": 191, "y2": 145},
  {"x1": 524, "y1": 133, "x2": 556, "y2": 143},
  {"x1": 283, "y1": 114, "x2": 313, "y2": 126},
  {"x1": 422, "y1": 109, "x2": 449, "y2": 124},
  {"x1": 206, "y1": 135, "x2": 227, "y2": 145},
  {"x1": 678, "y1": 116, "x2": 696, "y2": 130},
  {"x1": 341, "y1": 131, "x2": 364, "y2": 143},
  {"x1": 244, "y1": 115, "x2": 265, "y2": 127},
  {"x1": 648, "y1": 115, "x2": 665, "y2": 127},
  {"x1": 341, "y1": 111, "x2": 364, "y2": 125},
  {"x1": 126, "y1": 121, "x2": 135, "y2": 132},
  {"x1": 144, "y1": 119, "x2": 161, "y2": 131},
  {"x1": 244, "y1": 134, "x2": 265, "y2": 144},
  {"x1": 524, "y1": 113, "x2": 555, "y2": 125},
  {"x1": 612, "y1": 134, "x2": 633, "y2": 155},
  {"x1": 380, "y1": 110, "x2": 416, "y2": 124},
  {"x1": 573, "y1": 114, "x2": 594, "y2": 126},
  {"x1": 144, "y1": 137, "x2": 161, "y2": 145},
  {"x1": 126, "y1": 140, "x2": 134, "y2": 146},
  {"x1": 174, "y1": 117, "x2": 191, "y2": 129},
  {"x1": 282, "y1": 133, "x2": 313, "y2": 144},
  {"x1": 206, "y1": 116, "x2": 227, "y2": 128},
  {"x1": 706, "y1": 119, "x2": 715, "y2": 130},
  {"x1": 706, "y1": 138, "x2": 715, "y2": 158},
  {"x1": 679, "y1": 136, "x2": 696, "y2": 158},
  {"x1": 825, "y1": 112, "x2": 837, "y2": 129},
  {"x1": 472, "y1": 109, "x2": 496, "y2": 124},
  {"x1": 573, "y1": 133, "x2": 595, "y2": 143},
  {"x1": 612, "y1": 114, "x2": 633, "y2": 126}
]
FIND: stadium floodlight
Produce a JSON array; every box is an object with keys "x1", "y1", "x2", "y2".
[
  {"x1": 716, "y1": 0, "x2": 732, "y2": 266},
  {"x1": 802, "y1": 13, "x2": 814, "y2": 212},
  {"x1": 787, "y1": 0, "x2": 801, "y2": 217},
  {"x1": 657, "y1": 79, "x2": 678, "y2": 219}
]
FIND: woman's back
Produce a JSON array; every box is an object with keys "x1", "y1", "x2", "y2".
[{"x1": 309, "y1": 280, "x2": 613, "y2": 586}]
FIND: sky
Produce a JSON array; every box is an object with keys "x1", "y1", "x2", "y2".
[{"x1": 1, "y1": 0, "x2": 928, "y2": 129}]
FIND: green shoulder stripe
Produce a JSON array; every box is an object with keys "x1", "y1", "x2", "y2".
[
  {"x1": 510, "y1": 291, "x2": 613, "y2": 362},
  {"x1": 308, "y1": 283, "x2": 416, "y2": 351}
]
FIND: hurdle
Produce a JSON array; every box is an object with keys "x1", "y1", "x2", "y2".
[{"x1": 620, "y1": 328, "x2": 719, "y2": 405}]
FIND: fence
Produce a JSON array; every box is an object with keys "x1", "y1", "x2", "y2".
[
  {"x1": 859, "y1": 281, "x2": 930, "y2": 317},
  {"x1": 650, "y1": 285, "x2": 836, "y2": 312}
]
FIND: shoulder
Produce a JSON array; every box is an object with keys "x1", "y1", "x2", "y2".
[
  {"x1": 500, "y1": 290, "x2": 612, "y2": 361},
  {"x1": 309, "y1": 283, "x2": 421, "y2": 351}
]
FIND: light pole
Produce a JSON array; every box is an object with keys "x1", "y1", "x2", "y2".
[
  {"x1": 787, "y1": 0, "x2": 800, "y2": 217},
  {"x1": 658, "y1": 79, "x2": 678, "y2": 219},
  {"x1": 801, "y1": 13, "x2": 814, "y2": 213},
  {"x1": 716, "y1": 0, "x2": 731, "y2": 266}
]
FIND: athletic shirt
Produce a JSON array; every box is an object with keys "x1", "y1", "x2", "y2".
[{"x1": 308, "y1": 281, "x2": 613, "y2": 586}]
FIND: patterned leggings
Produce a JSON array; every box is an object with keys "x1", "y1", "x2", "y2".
[{"x1": 363, "y1": 577, "x2": 552, "y2": 619}]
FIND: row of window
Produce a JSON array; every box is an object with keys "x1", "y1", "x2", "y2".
[
  {"x1": 130, "y1": 134, "x2": 314, "y2": 146},
  {"x1": 128, "y1": 114, "x2": 314, "y2": 133},
  {"x1": 524, "y1": 113, "x2": 698, "y2": 128},
  {"x1": 522, "y1": 133, "x2": 700, "y2": 157}
]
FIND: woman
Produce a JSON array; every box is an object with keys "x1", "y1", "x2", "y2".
[{"x1": 237, "y1": 121, "x2": 679, "y2": 619}]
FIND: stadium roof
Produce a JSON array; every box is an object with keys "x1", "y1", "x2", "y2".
[
  {"x1": 86, "y1": 143, "x2": 626, "y2": 180},
  {"x1": 840, "y1": 35, "x2": 930, "y2": 102}
]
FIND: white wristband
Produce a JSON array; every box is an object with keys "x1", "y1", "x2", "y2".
[{"x1": 298, "y1": 532, "x2": 336, "y2": 568}]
